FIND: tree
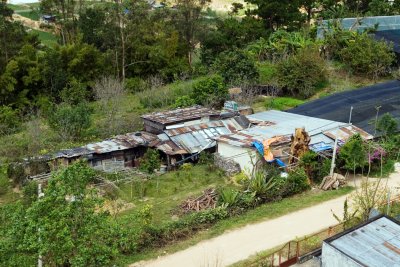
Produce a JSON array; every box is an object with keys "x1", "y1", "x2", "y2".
[
  {"x1": 174, "y1": 0, "x2": 211, "y2": 67},
  {"x1": 47, "y1": 103, "x2": 92, "y2": 140},
  {"x1": 339, "y1": 134, "x2": 367, "y2": 172},
  {"x1": 213, "y1": 50, "x2": 259, "y2": 86},
  {"x1": 191, "y1": 75, "x2": 228, "y2": 106},
  {"x1": 339, "y1": 33, "x2": 395, "y2": 79},
  {"x1": 0, "y1": 106, "x2": 21, "y2": 136},
  {"x1": 93, "y1": 76, "x2": 126, "y2": 135},
  {"x1": 276, "y1": 46, "x2": 327, "y2": 98},
  {"x1": 25, "y1": 162, "x2": 118, "y2": 266},
  {"x1": 377, "y1": 113, "x2": 398, "y2": 138},
  {"x1": 244, "y1": 0, "x2": 305, "y2": 30}
]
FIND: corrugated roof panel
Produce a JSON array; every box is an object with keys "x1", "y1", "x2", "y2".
[{"x1": 328, "y1": 217, "x2": 400, "y2": 267}]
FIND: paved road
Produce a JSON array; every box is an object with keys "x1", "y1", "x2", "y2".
[
  {"x1": 131, "y1": 173, "x2": 400, "y2": 267},
  {"x1": 288, "y1": 80, "x2": 400, "y2": 134}
]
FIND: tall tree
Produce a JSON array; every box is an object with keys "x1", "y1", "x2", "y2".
[{"x1": 244, "y1": 0, "x2": 305, "y2": 30}]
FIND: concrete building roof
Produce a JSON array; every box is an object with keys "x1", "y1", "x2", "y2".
[{"x1": 324, "y1": 215, "x2": 400, "y2": 267}]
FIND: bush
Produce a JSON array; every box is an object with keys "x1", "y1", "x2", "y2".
[
  {"x1": 124, "y1": 77, "x2": 148, "y2": 93},
  {"x1": 218, "y1": 188, "x2": 241, "y2": 207},
  {"x1": 377, "y1": 113, "x2": 398, "y2": 139},
  {"x1": 338, "y1": 134, "x2": 367, "y2": 171},
  {"x1": 284, "y1": 167, "x2": 310, "y2": 196},
  {"x1": 213, "y1": 50, "x2": 259, "y2": 85},
  {"x1": 340, "y1": 33, "x2": 395, "y2": 78},
  {"x1": 191, "y1": 75, "x2": 228, "y2": 107},
  {"x1": 7, "y1": 163, "x2": 26, "y2": 187},
  {"x1": 0, "y1": 106, "x2": 21, "y2": 136},
  {"x1": 22, "y1": 181, "x2": 38, "y2": 205},
  {"x1": 276, "y1": 46, "x2": 327, "y2": 98},
  {"x1": 0, "y1": 167, "x2": 9, "y2": 196},
  {"x1": 173, "y1": 95, "x2": 196, "y2": 108},
  {"x1": 139, "y1": 149, "x2": 161, "y2": 174},
  {"x1": 47, "y1": 103, "x2": 92, "y2": 141}
]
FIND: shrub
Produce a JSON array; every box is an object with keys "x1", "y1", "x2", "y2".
[
  {"x1": 124, "y1": 77, "x2": 148, "y2": 93},
  {"x1": 191, "y1": 75, "x2": 228, "y2": 107},
  {"x1": 139, "y1": 149, "x2": 161, "y2": 174},
  {"x1": 213, "y1": 50, "x2": 259, "y2": 85},
  {"x1": 338, "y1": 134, "x2": 367, "y2": 171},
  {"x1": 218, "y1": 188, "x2": 241, "y2": 207},
  {"x1": 284, "y1": 167, "x2": 310, "y2": 196},
  {"x1": 22, "y1": 181, "x2": 38, "y2": 205},
  {"x1": 300, "y1": 151, "x2": 318, "y2": 182},
  {"x1": 7, "y1": 163, "x2": 26, "y2": 187},
  {"x1": 173, "y1": 95, "x2": 196, "y2": 108},
  {"x1": 0, "y1": 106, "x2": 21, "y2": 136},
  {"x1": 340, "y1": 33, "x2": 395, "y2": 78},
  {"x1": 377, "y1": 113, "x2": 398, "y2": 139},
  {"x1": 276, "y1": 46, "x2": 327, "y2": 98},
  {"x1": 47, "y1": 103, "x2": 92, "y2": 140}
]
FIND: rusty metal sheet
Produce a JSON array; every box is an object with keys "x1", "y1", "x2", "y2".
[
  {"x1": 141, "y1": 105, "x2": 219, "y2": 125},
  {"x1": 323, "y1": 125, "x2": 373, "y2": 142}
]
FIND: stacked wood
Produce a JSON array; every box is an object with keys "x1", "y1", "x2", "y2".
[
  {"x1": 319, "y1": 173, "x2": 346, "y2": 190},
  {"x1": 289, "y1": 128, "x2": 311, "y2": 165},
  {"x1": 180, "y1": 188, "x2": 217, "y2": 213}
]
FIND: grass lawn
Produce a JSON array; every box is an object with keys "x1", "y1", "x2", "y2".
[
  {"x1": 29, "y1": 29, "x2": 58, "y2": 46},
  {"x1": 117, "y1": 165, "x2": 229, "y2": 223},
  {"x1": 16, "y1": 9, "x2": 40, "y2": 21},
  {"x1": 118, "y1": 186, "x2": 353, "y2": 265}
]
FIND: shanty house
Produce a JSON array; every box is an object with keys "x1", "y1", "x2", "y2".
[
  {"x1": 50, "y1": 131, "x2": 157, "y2": 172},
  {"x1": 216, "y1": 110, "x2": 373, "y2": 174},
  {"x1": 141, "y1": 105, "x2": 220, "y2": 134},
  {"x1": 321, "y1": 215, "x2": 400, "y2": 267},
  {"x1": 154, "y1": 116, "x2": 249, "y2": 167}
]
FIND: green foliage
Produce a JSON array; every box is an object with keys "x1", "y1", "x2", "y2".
[
  {"x1": 257, "y1": 62, "x2": 278, "y2": 84},
  {"x1": 213, "y1": 50, "x2": 259, "y2": 85},
  {"x1": 284, "y1": 167, "x2": 310, "y2": 196},
  {"x1": 246, "y1": 171, "x2": 277, "y2": 200},
  {"x1": 25, "y1": 162, "x2": 118, "y2": 266},
  {"x1": 47, "y1": 103, "x2": 92, "y2": 140},
  {"x1": 300, "y1": 151, "x2": 319, "y2": 182},
  {"x1": 7, "y1": 163, "x2": 26, "y2": 187},
  {"x1": 340, "y1": 33, "x2": 395, "y2": 78},
  {"x1": 125, "y1": 77, "x2": 148, "y2": 93},
  {"x1": 218, "y1": 188, "x2": 241, "y2": 207},
  {"x1": 173, "y1": 95, "x2": 196, "y2": 108},
  {"x1": 264, "y1": 97, "x2": 305, "y2": 111},
  {"x1": 191, "y1": 74, "x2": 228, "y2": 106},
  {"x1": 0, "y1": 106, "x2": 21, "y2": 136},
  {"x1": 140, "y1": 149, "x2": 161, "y2": 174},
  {"x1": 377, "y1": 113, "x2": 398, "y2": 138},
  {"x1": 339, "y1": 134, "x2": 367, "y2": 171},
  {"x1": 59, "y1": 79, "x2": 90, "y2": 105},
  {"x1": 0, "y1": 165, "x2": 10, "y2": 196},
  {"x1": 276, "y1": 46, "x2": 327, "y2": 98},
  {"x1": 22, "y1": 181, "x2": 38, "y2": 206}
]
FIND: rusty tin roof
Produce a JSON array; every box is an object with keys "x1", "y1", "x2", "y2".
[{"x1": 141, "y1": 105, "x2": 219, "y2": 125}]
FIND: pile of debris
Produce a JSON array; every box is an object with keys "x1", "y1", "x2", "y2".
[
  {"x1": 180, "y1": 188, "x2": 218, "y2": 213},
  {"x1": 319, "y1": 173, "x2": 346, "y2": 190}
]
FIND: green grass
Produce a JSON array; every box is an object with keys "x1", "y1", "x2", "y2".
[
  {"x1": 258, "y1": 62, "x2": 278, "y2": 85},
  {"x1": 117, "y1": 165, "x2": 228, "y2": 223},
  {"x1": 264, "y1": 97, "x2": 305, "y2": 111},
  {"x1": 118, "y1": 186, "x2": 354, "y2": 265},
  {"x1": 16, "y1": 10, "x2": 40, "y2": 21},
  {"x1": 29, "y1": 29, "x2": 58, "y2": 46}
]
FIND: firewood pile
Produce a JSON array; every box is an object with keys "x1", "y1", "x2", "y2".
[
  {"x1": 319, "y1": 173, "x2": 346, "y2": 190},
  {"x1": 180, "y1": 188, "x2": 218, "y2": 213}
]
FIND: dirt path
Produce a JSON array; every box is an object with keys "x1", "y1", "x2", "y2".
[
  {"x1": 131, "y1": 171, "x2": 400, "y2": 267},
  {"x1": 12, "y1": 13, "x2": 42, "y2": 31}
]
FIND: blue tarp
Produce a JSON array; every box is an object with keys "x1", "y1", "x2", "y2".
[{"x1": 251, "y1": 141, "x2": 286, "y2": 167}]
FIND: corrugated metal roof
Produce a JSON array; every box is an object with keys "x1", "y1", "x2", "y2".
[
  {"x1": 323, "y1": 125, "x2": 374, "y2": 141},
  {"x1": 217, "y1": 110, "x2": 372, "y2": 149},
  {"x1": 327, "y1": 216, "x2": 400, "y2": 267},
  {"x1": 159, "y1": 118, "x2": 246, "y2": 154},
  {"x1": 141, "y1": 105, "x2": 219, "y2": 125},
  {"x1": 53, "y1": 132, "x2": 157, "y2": 159}
]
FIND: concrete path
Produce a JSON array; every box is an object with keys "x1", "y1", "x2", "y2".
[{"x1": 131, "y1": 172, "x2": 400, "y2": 267}]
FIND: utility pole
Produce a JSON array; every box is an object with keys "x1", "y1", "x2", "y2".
[
  {"x1": 373, "y1": 105, "x2": 381, "y2": 137},
  {"x1": 348, "y1": 106, "x2": 353, "y2": 124},
  {"x1": 38, "y1": 183, "x2": 44, "y2": 267},
  {"x1": 330, "y1": 134, "x2": 339, "y2": 177}
]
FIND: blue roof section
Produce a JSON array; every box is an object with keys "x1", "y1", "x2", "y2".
[{"x1": 326, "y1": 216, "x2": 400, "y2": 267}]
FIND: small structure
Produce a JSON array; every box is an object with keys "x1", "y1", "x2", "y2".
[
  {"x1": 141, "y1": 105, "x2": 220, "y2": 134},
  {"x1": 50, "y1": 131, "x2": 158, "y2": 172},
  {"x1": 40, "y1": 15, "x2": 56, "y2": 24},
  {"x1": 321, "y1": 215, "x2": 400, "y2": 267}
]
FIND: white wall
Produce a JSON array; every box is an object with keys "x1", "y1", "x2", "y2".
[
  {"x1": 217, "y1": 142, "x2": 256, "y2": 175},
  {"x1": 321, "y1": 242, "x2": 361, "y2": 267}
]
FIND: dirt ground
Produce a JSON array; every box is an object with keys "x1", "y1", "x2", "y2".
[{"x1": 131, "y1": 170, "x2": 400, "y2": 267}]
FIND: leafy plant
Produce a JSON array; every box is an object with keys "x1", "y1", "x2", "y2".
[
  {"x1": 339, "y1": 134, "x2": 367, "y2": 171},
  {"x1": 191, "y1": 74, "x2": 228, "y2": 107},
  {"x1": 218, "y1": 188, "x2": 241, "y2": 207},
  {"x1": 284, "y1": 167, "x2": 310, "y2": 196},
  {"x1": 140, "y1": 149, "x2": 161, "y2": 174},
  {"x1": 377, "y1": 113, "x2": 398, "y2": 139}
]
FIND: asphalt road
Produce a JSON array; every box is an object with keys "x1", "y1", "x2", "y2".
[{"x1": 288, "y1": 80, "x2": 400, "y2": 135}]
